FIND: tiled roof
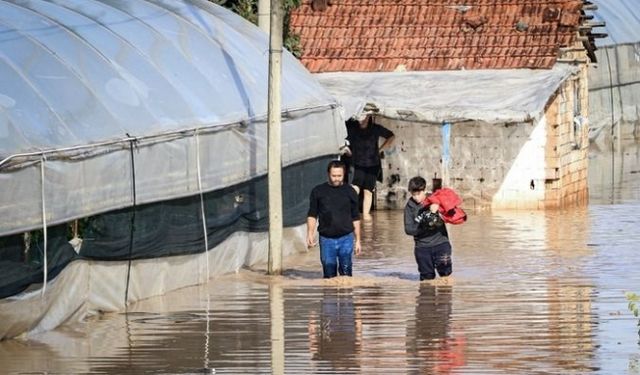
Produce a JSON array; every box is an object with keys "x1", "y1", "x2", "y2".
[{"x1": 289, "y1": 0, "x2": 586, "y2": 72}]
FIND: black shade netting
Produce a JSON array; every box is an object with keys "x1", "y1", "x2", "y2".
[
  {"x1": 0, "y1": 155, "x2": 333, "y2": 298},
  {"x1": 0, "y1": 225, "x2": 78, "y2": 299}
]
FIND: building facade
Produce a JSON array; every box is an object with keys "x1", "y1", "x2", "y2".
[{"x1": 291, "y1": 0, "x2": 602, "y2": 210}]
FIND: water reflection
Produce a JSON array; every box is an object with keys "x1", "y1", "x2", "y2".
[
  {"x1": 308, "y1": 287, "x2": 362, "y2": 372},
  {"x1": 406, "y1": 285, "x2": 465, "y2": 374},
  {"x1": 589, "y1": 141, "x2": 640, "y2": 204}
]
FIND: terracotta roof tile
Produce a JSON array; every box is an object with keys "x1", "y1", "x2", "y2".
[{"x1": 290, "y1": 0, "x2": 586, "y2": 72}]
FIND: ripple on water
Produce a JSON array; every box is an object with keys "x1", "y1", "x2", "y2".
[{"x1": 1, "y1": 205, "x2": 639, "y2": 374}]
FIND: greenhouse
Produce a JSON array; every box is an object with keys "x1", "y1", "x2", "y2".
[{"x1": 0, "y1": 0, "x2": 344, "y2": 339}]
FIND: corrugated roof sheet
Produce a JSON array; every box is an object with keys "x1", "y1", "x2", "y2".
[{"x1": 290, "y1": 0, "x2": 585, "y2": 72}]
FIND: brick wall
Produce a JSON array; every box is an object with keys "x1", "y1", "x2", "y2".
[{"x1": 543, "y1": 65, "x2": 590, "y2": 208}]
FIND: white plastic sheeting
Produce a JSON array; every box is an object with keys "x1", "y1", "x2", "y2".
[
  {"x1": 316, "y1": 64, "x2": 578, "y2": 125},
  {"x1": 591, "y1": 0, "x2": 640, "y2": 46},
  {"x1": 0, "y1": 225, "x2": 307, "y2": 340},
  {"x1": 0, "y1": 0, "x2": 344, "y2": 236}
]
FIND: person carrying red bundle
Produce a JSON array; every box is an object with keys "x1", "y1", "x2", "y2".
[
  {"x1": 416, "y1": 187, "x2": 467, "y2": 226},
  {"x1": 404, "y1": 177, "x2": 466, "y2": 281}
]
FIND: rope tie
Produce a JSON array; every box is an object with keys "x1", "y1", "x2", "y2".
[
  {"x1": 40, "y1": 155, "x2": 48, "y2": 297},
  {"x1": 124, "y1": 137, "x2": 138, "y2": 307},
  {"x1": 196, "y1": 130, "x2": 210, "y2": 281}
]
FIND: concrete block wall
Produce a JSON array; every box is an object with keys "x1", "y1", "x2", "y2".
[
  {"x1": 490, "y1": 119, "x2": 547, "y2": 210},
  {"x1": 376, "y1": 118, "x2": 539, "y2": 211},
  {"x1": 375, "y1": 76, "x2": 589, "y2": 210},
  {"x1": 543, "y1": 73, "x2": 590, "y2": 209},
  {"x1": 374, "y1": 64, "x2": 589, "y2": 211},
  {"x1": 375, "y1": 119, "x2": 443, "y2": 209}
]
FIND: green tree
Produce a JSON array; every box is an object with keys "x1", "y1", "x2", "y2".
[
  {"x1": 282, "y1": 0, "x2": 303, "y2": 57},
  {"x1": 209, "y1": 0, "x2": 303, "y2": 57}
]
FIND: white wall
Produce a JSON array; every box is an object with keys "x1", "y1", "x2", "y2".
[{"x1": 491, "y1": 117, "x2": 547, "y2": 210}]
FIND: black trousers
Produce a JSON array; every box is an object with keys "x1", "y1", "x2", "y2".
[{"x1": 414, "y1": 242, "x2": 452, "y2": 280}]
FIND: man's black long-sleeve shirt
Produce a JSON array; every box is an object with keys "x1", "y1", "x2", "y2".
[{"x1": 308, "y1": 183, "x2": 360, "y2": 238}]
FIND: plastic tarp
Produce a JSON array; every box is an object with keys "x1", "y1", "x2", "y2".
[
  {"x1": 316, "y1": 64, "x2": 578, "y2": 125},
  {"x1": 591, "y1": 0, "x2": 640, "y2": 46},
  {"x1": 0, "y1": 155, "x2": 330, "y2": 299},
  {"x1": 0, "y1": 225, "x2": 308, "y2": 340},
  {"x1": 0, "y1": 0, "x2": 344, "y2": 237}
]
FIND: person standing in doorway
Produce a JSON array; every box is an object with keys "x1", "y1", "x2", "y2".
[
  {"x1": 345, "y1": 113, "x2": 395, "y2": 217},
  {"x1": 404, "y1": 176, "x2": 453, "y2": 281},
  {"x1": 307, "y1": 160, "x2": 362, "y2": 278}
]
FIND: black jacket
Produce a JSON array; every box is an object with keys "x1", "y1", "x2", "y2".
[
  {"x1": 346, "y1": 121, "x2": 394, "y2": 167},
  {"x1": 404, "y1": 198, "x2": 450, "y2": 249}
]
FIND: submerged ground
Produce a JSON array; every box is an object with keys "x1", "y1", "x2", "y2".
[{"x1": 1, "y1": 143, "x2": 639, "y2": 374}]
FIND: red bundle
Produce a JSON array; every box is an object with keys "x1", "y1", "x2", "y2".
[{"x1": 422, "y1": 188, "x2": 467, "y2": 225}]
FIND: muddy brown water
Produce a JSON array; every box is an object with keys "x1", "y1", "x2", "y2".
[{"x1": 1, "y1": 144, "x2": 639, "y2": 374}]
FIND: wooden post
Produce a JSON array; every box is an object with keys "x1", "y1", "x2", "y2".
[{"x1": 267, "y1": 0, "x2": 283, "y2": 275}]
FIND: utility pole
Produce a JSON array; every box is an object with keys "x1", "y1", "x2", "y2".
[
  {"x1": 267, "y1": 0, "x2": 283, "y2": 275},
  {"x1": 258, "y1": 0, "x2": 270, "y2": 34}
]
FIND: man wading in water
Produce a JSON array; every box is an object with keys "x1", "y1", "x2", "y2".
[{"x1": 307, "y1": 160, "x2": 362, "y2": 278}]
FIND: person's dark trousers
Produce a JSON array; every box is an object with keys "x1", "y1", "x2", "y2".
[
  {"x1": 319, "y1": 233, "x2": 355, "y2": 278},
  {"x1": 414, "y1": 242, "x2": 452, "y2": 280}
]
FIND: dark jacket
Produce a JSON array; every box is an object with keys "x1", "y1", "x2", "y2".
[
  {"x1": 346, "y1": 121, "x2": 394, "y2": 167},
  {"x1": 404, "y1": 198, "x2": 450, "y2": 249}
]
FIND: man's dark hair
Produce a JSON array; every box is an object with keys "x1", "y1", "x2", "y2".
[
  {"x1": 327, "y1": 160, "x2": 346, "y2": 173},
  {"x1": 408, "y1": 176, "x2": 427, "y2": 192}
]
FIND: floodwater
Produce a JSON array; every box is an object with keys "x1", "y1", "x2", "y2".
[{"x1": 1, "y1": 145, "x2": 640, "y2": 374}]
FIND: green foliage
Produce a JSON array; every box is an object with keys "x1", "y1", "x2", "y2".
[
  {"x1": 628, "y1": 292, "x2": 640, "y2": 317},
  {"x1": 627, "y1": 292, "x2": 640, "y2": 338},
  {"x1": 208, "y1": 0, "x2": 303, "y2": 57},
  {"x1": 283, "y1": 32, "x2": 302, "y2": 58},
  {"x1": 232, "y1": 0, "x2": 259, "y2": 24},
  {"x1": 282, "y1": 0, "x2": 303, "y2": 57}
]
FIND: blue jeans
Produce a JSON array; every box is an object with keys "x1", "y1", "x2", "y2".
[{"x1": 319, "y1": 233, "x2": 354, "y2": 278}]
